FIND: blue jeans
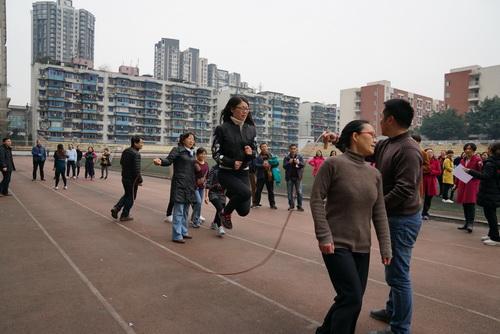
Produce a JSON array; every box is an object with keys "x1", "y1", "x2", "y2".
[
  {"x1": 192, "y1": 188, "x2": 204, "y2": 226},
  {"x1": 385, "y1": 211, "x2": 422, "y2": 334},
  {"x1": 286, "y1": 179, "x2": 303, "y2": 208},
  {"x1": 172, "y1": 202, "x2": 190, "y2": 241}
]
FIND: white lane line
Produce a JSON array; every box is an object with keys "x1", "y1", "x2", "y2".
[
  {"x1": 18, "y1": 175, "x2": 321, "y2": 328},
  {"x1": 15, "y1": 170, "x2": 500, "y2": 324},
  {"x1": 11, "y1": 191, "x2": 136, "y2": 334}
]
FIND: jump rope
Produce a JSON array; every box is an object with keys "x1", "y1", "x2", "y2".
[{"x1": 111, "y1": 132, "x2": 330, "y2": 276}]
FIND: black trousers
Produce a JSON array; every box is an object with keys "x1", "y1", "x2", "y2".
[
  {"x1": 85, "y1": 162, "x2": 95, "y2": 178},
  {"x1": 463, "y1": 203, "x2": 476, "y2": 226},
  {"x1": 483, "y1": 206, "x2": 499, "y2": 241},
  {"x1": 0, "y1": 171, "x2": 12, "y2": 195},
  {"x1": 55, "y1": 169, "x2": 67, "y2": 187},
  {"x1": 76, "y1": 160, "x2": 81, "y2": 176},
  {"x1": 317, "y1": 249, "x2": 370, "y2": 334},
  {"x1": 209, "y1": 193, "x2": 226, "y2": 227},
  {"x1": 101, "y1": 165, "x2": 109, "y2": 178},
  {"x1": 422, "y1": 195, "x2": 433, "y2": 216},
  {"x1": 115, "y1": 179, "x2": 138, "y2": 217},
  {"x1": 66, "y1": 161, "x2": 76, "y2": 177},
  {"x1": 255, "y1": 177, "x2": 275, "y2": 206},
  {"x1": 33, "y1": 160, "x2": 45, "y2": 180},
  {"x1": 218, "y1": 169, "x2": 251, "y2": 216},
  {"x1": 442, "y1": 183, "x2": 453, "y2": 200}
]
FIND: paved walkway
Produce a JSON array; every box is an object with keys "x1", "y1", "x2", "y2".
[{"x1": 1, "y1": 157, "x2": 499, "y2": 334}]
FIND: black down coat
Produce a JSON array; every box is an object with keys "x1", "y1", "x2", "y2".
[
  {"x1": 160, "y1": 145, "x2": 196, "y2": 204},
  {"x1": 468, "y1": 156, "x2": 500, "y2": 208}
]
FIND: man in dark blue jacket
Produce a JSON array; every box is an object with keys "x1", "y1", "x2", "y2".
[
  {"x1": 0, "y1": 138, "x2": 16, "y2": 196},
  {"x1": 111, "y1": 136, "x2": 143, "y2": 221},
  {"x1": 283, "y1": 144, "x2": 305, "y2": 211},
  {"x1": 31, "y1": 140, "x2": 47, "y2": 181}
]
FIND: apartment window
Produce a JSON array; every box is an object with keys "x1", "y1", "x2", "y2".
[{"x1": 446, "y1": 81, "x2": 450, "y2": 87}]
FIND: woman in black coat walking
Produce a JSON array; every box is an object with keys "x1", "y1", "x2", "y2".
[
  {"x1": 465, "y1": 142, "x2": 500, "y2": 246},
  {"x1": 211, "y1": 96, "x2": 257, "y2": 230},
  {"x1": 154, "y1": 132, "x2": 197, "y2": 243}
]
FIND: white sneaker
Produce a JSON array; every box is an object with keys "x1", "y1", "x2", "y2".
[
  {"x1": 210, "y1": 222, "x2": 217, "y2": 230},
  {"x1": 166, "y1": 215, "x2": 173, "y2": 223},
  {"x1": 483, "y1": 239, "x2": 500, "y2": 246},
  {"x1": 217, "y1": 226, "x2": 225, "y2": 237},
  {"x1": 446, "y1": 199, "x2": 454, "y2": 203},
  {"x1": 481, "y1": 236, "x2": 490, "y2": 241},
  {"x1": 442, "y1": 199, "x2": 447, "y2": 203},
  {"x1": 54, "y1": 186, "x2": 59, "y2": 190},
  {"x1": 200, "y1": 215, "x2": 206, "y2": 222},
  {"x1": 64, "y1": 186, "x2": 67, "y2": 190}
]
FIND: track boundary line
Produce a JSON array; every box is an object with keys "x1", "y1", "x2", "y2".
[{"x1": 11, "y1": 191, "x2": 136, "y2": 334}]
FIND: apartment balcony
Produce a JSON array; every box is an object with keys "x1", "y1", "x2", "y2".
[
  {"x1": 468, "y1": 81, "x2": 480, "y2": 90},
  {"x1": 468, "y1": 93, "x2": 480, "y2": 102}
]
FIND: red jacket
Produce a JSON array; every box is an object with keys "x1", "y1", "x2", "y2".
[
  {"x1": 308, "y1": 156, "x2": 325, "y2": 176},
  {"x1": 456, "y1": 154, "x2": 483, "y2": 204},
  {"x1": 423, "y1": 157, "x2": 441, "y2": 196}
]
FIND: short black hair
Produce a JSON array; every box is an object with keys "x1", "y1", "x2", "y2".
[
  {"x1": 463, "y1": 142, "x2": 477, "y2": 152},
  {"x1": 259, "y1": 142, "x2": 268, "y2": 149},
  {"x1": 196, "y1": 147, "x2": 207, "y2": 155},
  {"x1": 130, "y1": 135, "x2": 143, "y2": 147},
  {"x1": 411, "y1": 133, "x2": 422, "y2": 143},
  {"x1": 289, "y1": 144, "x2": 297, "y2": 149},
  {"x1": 489, "y1": 142, "x2": 500, "y2": 158},
  {"x1": 446, "y1": 150, "x2": 454, "y2": 155},
  {"x1": 383, "y1": 99, "x2": 414, "y2": 129},
  {"x1": 2, "y1": 137, "x2": 10, "y2": 142},
  {"x1": 178, "y1": 132, "x2": 195, "y2": 145}
]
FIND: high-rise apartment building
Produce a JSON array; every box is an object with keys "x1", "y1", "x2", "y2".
[
  {"x1": 299, "y1": 102, "x2": 340, "y2": 140},
  {"x1": 31, "y1": 0, "x2": 95, "y2": 66},
  {"x1": 340, "y1": 81, "x2": 444, "y2": 135},
  {"x1": 179, "y1": 48, "x2": 199, "y2": 84},
  {"x1": 197, "y1": 58, "x2": 208, "y2": 87},
  {"x1": 0, "y1": 0, "x2": 9, "y2": 137},
  {"x1": 31, "y1": 63, "x2": 216, "y2": 145},
  {"x1": 207, "y1": 63, "x2": 218, "y2": 88},
  {"x1": 154, "y1": 38, "x2": 180, "y2": 81},
  {"x1": 444, "y1": 65, "x2": 500, "y2": 114}
]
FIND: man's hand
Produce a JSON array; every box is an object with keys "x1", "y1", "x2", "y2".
[
  {"x1": 153, "y1": 158, "x2": 162, "y2": 166},
  {"x1": 244, "y1": 145, "x2": 252, "y2": 155},
  {"x1": 234, "y1": 161, "x2": 242, "y2": 170},
  {"x1": 382, "y1": 257, "x2": 391, "y2": 266},
  {"x1": 318, "y1": 242, "x2": 334, "y2": 254}
]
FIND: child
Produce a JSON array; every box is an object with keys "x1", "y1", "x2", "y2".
[
  {"x1": 192, "y1": 147, "x2": 209, "y2": 228},
  {"x1": 205, "y1": 165, "x2": 226, "y2": 237}
]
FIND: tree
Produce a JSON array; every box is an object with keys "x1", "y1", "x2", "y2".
[
  {"x1": 419, "y1": 109, "x2": 467, "y2": 140},
  {"x1": 466, "y1": 96, "x2": 500, "y2": 139}
]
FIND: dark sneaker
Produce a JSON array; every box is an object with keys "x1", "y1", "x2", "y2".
[
  {"x1": 119, "y1": 216, "x2": 133, "y2": 222},
  {"x1": 297, "y1": 206, "x2": 304, "y2": 212},
  {"x1": 110, "y1": 207, "x2": 119, "y2": 219},
  {"x1": 270, "y1": 205, "x2": 278, "y2": 209},
  {"x1": 220, "y1": 211, "x2": 233, "y2": 229},
  {"x1": 369, "y1": 309, "x2": 391, "y2": 324},
  {"x1": 288, "y1": 206, "x2": 294, "y2": 211}
]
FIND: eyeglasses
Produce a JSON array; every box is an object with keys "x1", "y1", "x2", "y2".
[
  {"x1": 358, "y1": 131, "x2": 377, "y2": 138},
  {"x1": 234, "y1": 106, "x2": 250, "y2": 112}
]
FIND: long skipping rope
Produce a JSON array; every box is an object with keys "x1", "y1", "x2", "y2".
[{"x1": 117, "y1": 154, "x2": 296, "y2": 276}]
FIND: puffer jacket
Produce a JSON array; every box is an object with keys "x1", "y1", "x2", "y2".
[
  {"x1": 468, "y1": 156, "x2": 500, "y2": 208},
  {"x1": 212, "y1": 120, "x2": 257, "y2": 170},
  {"x1": 160, "y1": 145, "x2": 196, "y2": 204},
  {"x1": 120, "y1": 147, "x2": 142, "y2": 182}
]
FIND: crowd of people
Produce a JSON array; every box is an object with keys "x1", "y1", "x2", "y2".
[
  {"x1": 1, "y1": 95, "x2": 499, "y2": 334},
  {"x1": 28, "y1": 140, "x2": 113, "y2": 189}
]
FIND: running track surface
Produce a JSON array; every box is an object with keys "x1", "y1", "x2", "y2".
[{"x1": 1, "y1": 157, "x2": 499, "y2": 334}]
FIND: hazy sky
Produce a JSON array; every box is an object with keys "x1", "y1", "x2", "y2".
[{"x1": 6, "y1": 0, "x2": 500, "y2": 106}]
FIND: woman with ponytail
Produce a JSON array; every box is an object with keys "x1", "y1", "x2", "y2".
[
  {"x1": 211, "y1": 96, "x2": 257, "y2": 229},
  {"x1": 310, "y1": 120, "x2": 392, "y2": 334}
]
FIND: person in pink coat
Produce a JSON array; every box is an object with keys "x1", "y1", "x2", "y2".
[
  {"x1": 308, "y1": 150, "x2": 325, "y2": 177},
  {"x1": 422, "y1": 148, "x2": 441, "y2": 220},
  {"x1": 456, "y1": 143, "x2": 483, "y2": 232}
]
